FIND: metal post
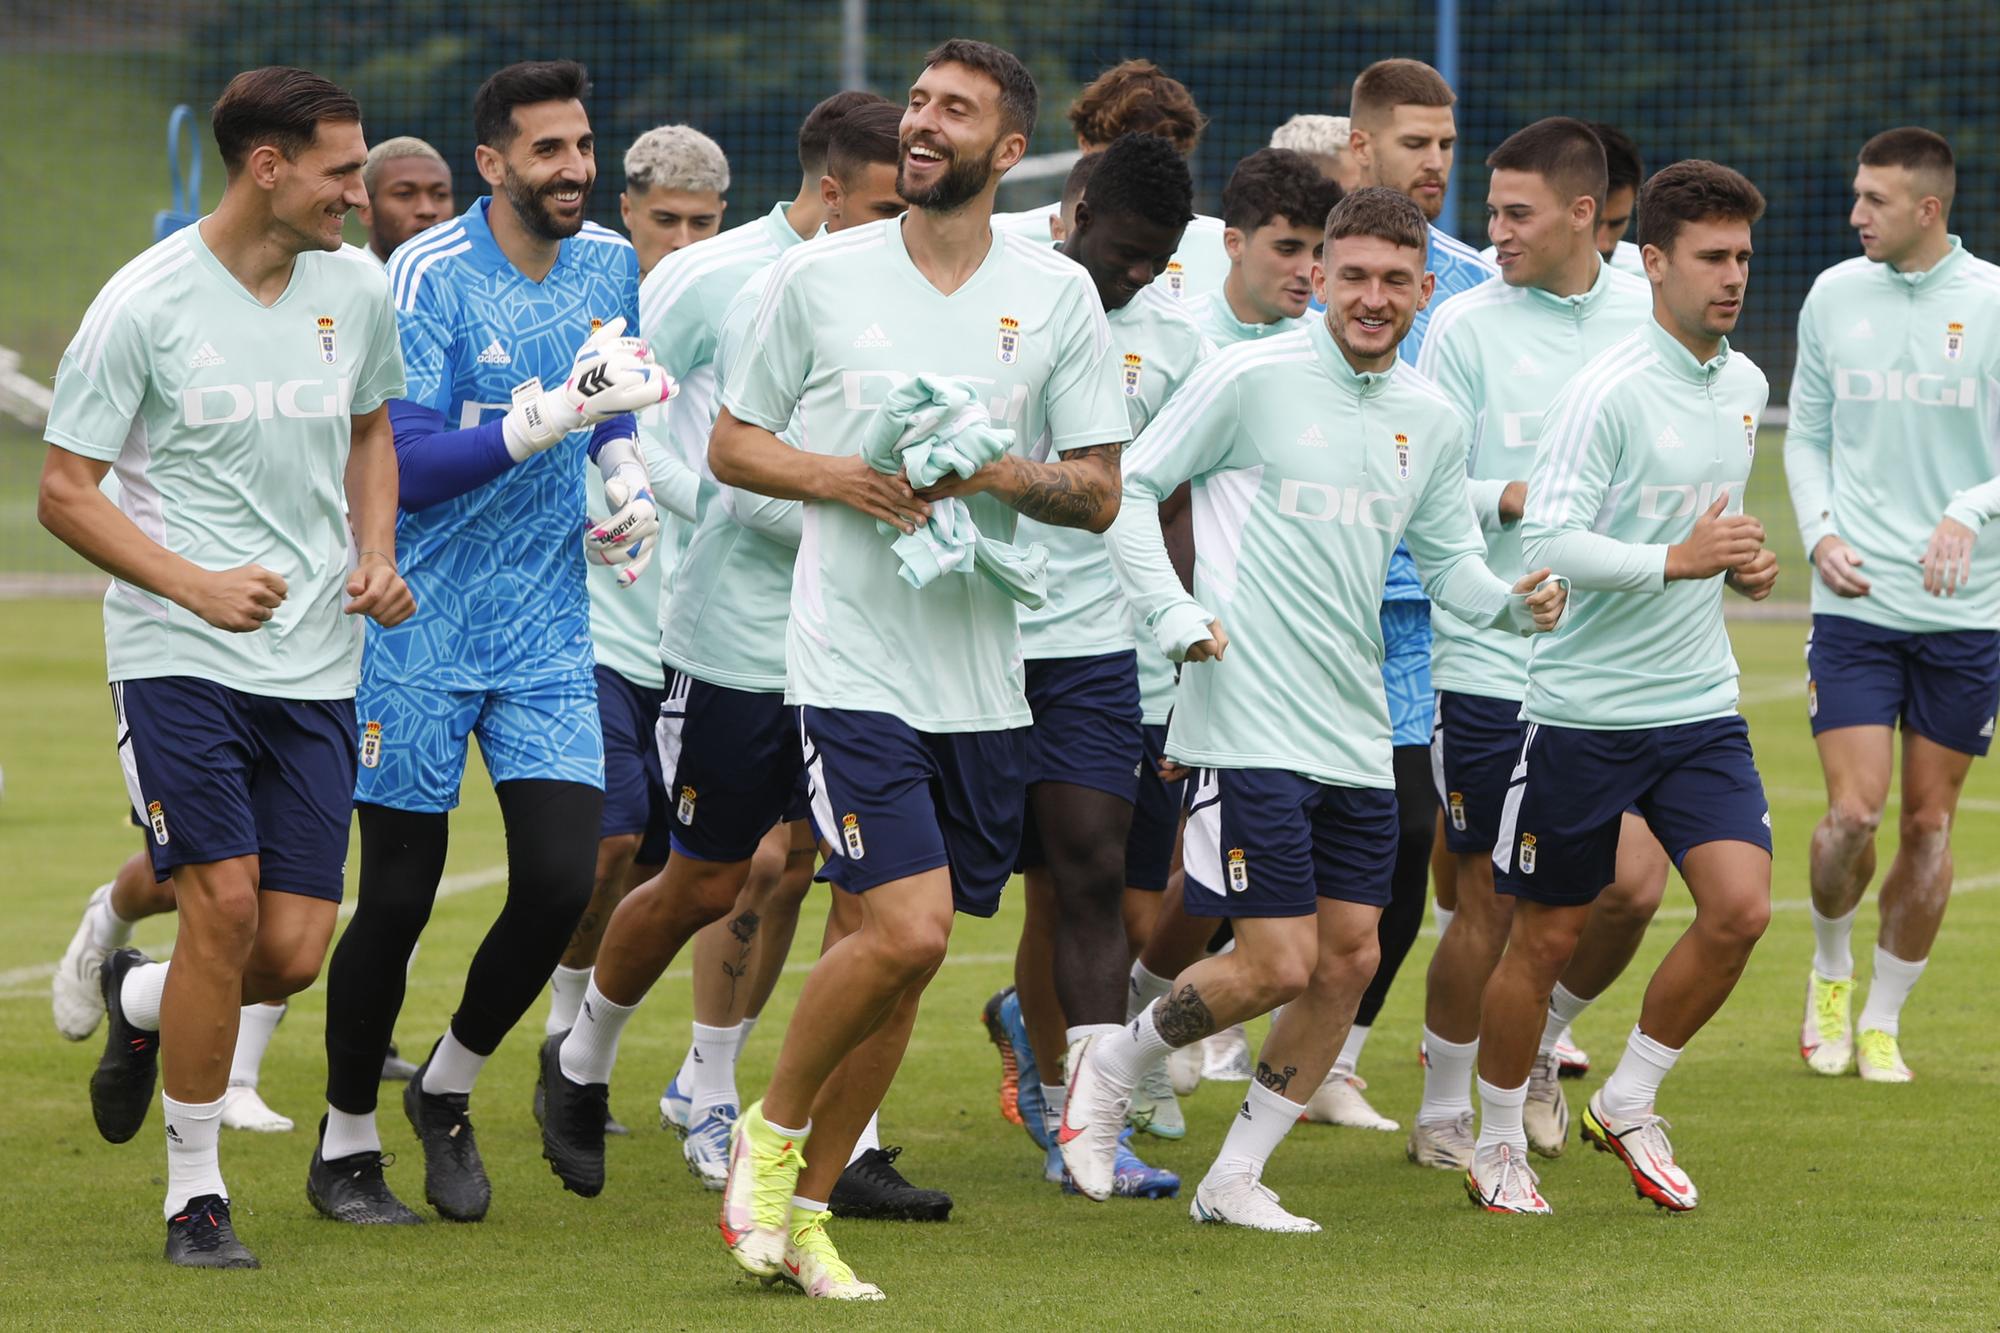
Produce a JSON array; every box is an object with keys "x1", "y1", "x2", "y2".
[
  {"x1": 1435, "y1": 0, "x2": 1461, "y2": 238},
  {"x1": 841, "y1": 0, "x2": 867, "y2": 91}
]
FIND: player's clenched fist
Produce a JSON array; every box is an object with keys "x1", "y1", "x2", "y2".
[
  {"x1": 1666, "y1": 495, "x2": 1765, "y2": 581},
  {"x1": 344, "y1": 551, "x2": 416, "y2": 627},
  {"x1": 188, "y1": 563, "x2": 287, "y2": 632},
  {"x1": 1512, "y1": 566, "x2": 1567, "y2": 630}
]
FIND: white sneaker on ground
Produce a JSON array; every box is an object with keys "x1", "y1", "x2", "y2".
[
  {"x1": 1465, "y1": 1142, "x2": 1552, "y2": 1214},
  {"x1": 1190, "y1": 1169, "x2": 1320, "y2": 1232},
  {"x1": 1406, "y1": 1110, "x2": 1475, "y2": 1170},
  {"x1": 769, "y1": 1209, "x2": 884, "y2": 1301},
  {"x1": 1581, "y1": 1090, "x2": 1698, "y2": 1211},
  {"x1": 1167, "y1": 1043, "x2": 1203, "y2": 1096},
  {"x1": 1055, "y1": 1034, "x2": 1128, "y2": 1202},
  {"x1": 1523, "y1": 1050, "x2": 1569, "y2": 1158},
  {"x1": 684, "y1": 1104, "x2": 736, "y2": 1190},
  {"x1": 53, "y1": 884, "x2": 116, "y2": 1041},
  {"x1": 1856, "y1": 1028, "x2": 1913, "y2": 1083},
  {"x1": 1200, "y1": 1025, "x2": 1253, "y2": 1081},
  {"x1": 1129, "y1": 1055, "x2": 1187, "y2": 1139},
  {"x1": 1553, "y1": 1027, "x2": 1590, "y2": 1078},
  {"x1": 1304, "y1": 1072, "x2": 1398, "y2": 1131},
  {"x1": 221, "y1": 1084, "x2": 294, "y2": 1133},
  {"x1": 1801, "y1": 971, "x2": 1856, "y2": 1076}
]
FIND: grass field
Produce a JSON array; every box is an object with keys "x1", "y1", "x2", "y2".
[{"x1": 3, "y1": 599, "x2": 1998, "y2": 1328}]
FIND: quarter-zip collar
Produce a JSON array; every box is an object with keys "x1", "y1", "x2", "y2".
[
  {"x1": 1310, "y1": 314, "x2": 1396, "y2": 399},
  {"x1": 1644, "y1": 312, "x2": 1730, "y2": 386}
]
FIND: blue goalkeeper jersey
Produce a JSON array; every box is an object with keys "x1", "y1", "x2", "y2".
[
  {"x1": 371, "y1": 198, "x2": 640, "y2": 690},
  {"x1": 1385, "y1": 222, "x2": 1498, "y2": 601}
]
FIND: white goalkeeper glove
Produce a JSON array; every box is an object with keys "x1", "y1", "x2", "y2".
[
  {"x1": 502, "y1": 316, "x2": 676, "y2": 461},
  {"x1": 584, "y1": 436, "x2": 661, "y2": 587}
]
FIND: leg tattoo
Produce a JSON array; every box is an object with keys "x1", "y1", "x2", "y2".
[
  {"x1": 1254, "y1": 1061, "x2": 1298, "y2": 1097},
  {"x1": 1154, "y1": 983, "x2": 1217, "y2": 1046}
]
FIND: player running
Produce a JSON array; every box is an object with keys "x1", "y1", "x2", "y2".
[
  {"x1": 1787, "y1": 128, "x2": 2000, "y2": 1083},
  {"x1": 40, "y1": 67, "x2": 411, "y2": 1266},
  {"x1": 311, "y1": 60, "x2": 671, "y2": 1226},
  {"x1": 993, "y1": 133, "x2": 1210, "y2": 1196},
  {"x1": 1411, "y1": 118, "x2": 1669, "y2": 1169},
  {"x1": 710, "y1": 39, "x2": 1130, "y2": 1296},
  {"x1": 1470, "y1": 160, "x2": 1778, "y2": 1215},
  {"x1": 1071, "y1": 187, "x2": 1564, "y2": 1233}
]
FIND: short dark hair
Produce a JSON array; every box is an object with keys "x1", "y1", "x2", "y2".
[
  {"x1": 921, "y1": 38, "x2": 1038, "y2": 140},
  {"x1": 1081, "y1": 132, "x2": 1195, "y2": 231},
  {"x1": 825, "y1": 99, "x2": 904, "y2": 183},
  {"x1": 1859, "y1": 126, "x2": 1957, "y2": 209},
  {"x1": 474, "y1": 60, "x2": 590, "y2": 150},
  {"x1": 1324, "y1": 185, "x2": 1430, "y2": 253},
  {"x1": 1067, "y1": 59, "x2": 1206, "y2": 156},
  {"x1": 211, "y1": 66, "x2": 361, "y2": 173},
  {"x1": 799, "y1": 90, "x2": 893, "y2": 177},
  {"x1": 1350, "y1": 58, "x2": 1455, "y2": 129},
  {"x1": 1637, "y1": 159, "x2": 1766, "y2": 253},
  {"x1": 1588, "y1": 122, "x2": 1645, "y2": 195},
  {"x1": 1222, "y1": 147, "x2": 1344, "y2": 235},
  {"x1": 1061, "y1": 151, "x2": 1103, "y2": 213},
  {"x1": 1487, "y1": 116, "x2": 1608, "y2": 212}
]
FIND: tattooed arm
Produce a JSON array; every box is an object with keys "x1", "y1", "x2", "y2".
[{"x1": 916, "y1": 441, "x2": 1124, "y2": 533}]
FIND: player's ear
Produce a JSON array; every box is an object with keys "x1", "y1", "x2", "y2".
[
  {"x1": 246, "y1": 143, "x2": 285, "y2": 192},
  {"x1": 473, "y1": 143, "x2": 507, "y2": 190},
  {"x1": 820, "y1": 173, "x2": 841, "y2": 216},
  {"x1": 1224, "y1": 226, "x2": 1245, "y2": 262},
  {"x1": 992, "y1": 128, "x2": 1029, "y2": 176}
]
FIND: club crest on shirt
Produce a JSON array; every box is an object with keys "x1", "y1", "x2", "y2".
[
  {"x1": 1517, "y1": 833, "x2": 1537, "y2": 875},
  {"x1": 842, "y1": 812, "x2": 865, "y2": 858},
  {"x1": 360, "y1": 721, "x2": 382, "y2": 769},
  {"x1": 997, "y1": 317, "x2": 1020, "y2": 365},
  {"x1": 1227, "y1": 847, "x2": 1249, "y2": 892},
  {"x1": 589, "y1": 317, "x2": 605, "y2": 333},
  {"x1": 1122, "y1": 353, "x2": 1143, "y2": 397},
  {"x1": 1947, "y1": 321, "x2": 1965, "y2": 361},
  {"x1": 146, "y1": 800, "x2": 169, "y2": 845},
  {"x1": 316, "y1": 316, "x2": 336, "y2": 365},
  {"x1": 1394, "y1": 433, "x2": 1412, "y2": 479},
  {"x1": 1164, "y1": 262, "x2": 1185, "y2": 299},
  {"x1": 1448, "y1": 791, "x2": 1467, "y2": 832},
  {"x1": 678, "y1": 785, "x2": 697, "y2": 825},
  {"x1": 1743, "y1": 414, "x2": 1756, "y2": 460}
]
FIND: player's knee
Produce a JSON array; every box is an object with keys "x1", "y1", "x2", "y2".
[
  {"x1": 1704, "y1": 893, "x2": 1770, "y2": 953},
  {"x1": 1596, "y1": 873, "x2": 1664, "y2": 929},
  {"x1": 1826, "y1": 797, "x2": 1883, "y2": 847},
  {"x1": 245, "y1": 951, "x2": 324, "y2": 1001},
  {"x1": 1897, "y1": 804, "x2": 1953, "y2": 848},
  {"x1": 594, "y1": 831, "x2": 643, "y2": 881},
  {"x1": 181, "y1": 882, "x2": 260, "y2": 962},
  {"x1": 869, "y1": 909, "x2": 953, "y2": 976},
  {"x1": 1318, "y1": 934, "x2": 1380, "y2": 991}
]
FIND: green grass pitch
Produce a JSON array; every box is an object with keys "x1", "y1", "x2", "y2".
[{"x1": 2, "y1": 598, "x2": 1997, "y2": 1329}]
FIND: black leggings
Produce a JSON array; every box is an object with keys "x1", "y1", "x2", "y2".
[
  {"x1": 1353, "y1": 744, "x2": 1437, "y2": 1029},
  {"x1": 324, "y1": 780, "x2": 601, "y2": 1113}
]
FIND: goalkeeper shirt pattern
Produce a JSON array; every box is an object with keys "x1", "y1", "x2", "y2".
[
  {"x1": 1785, "y1": 237, "x2": 2000, "y2": 631},
  {"x1": 372, "y1": 198, "x2": 639, "y2": 691},
  {"x1": 1107, "y1": 318, "x2": 1538, "y2": 789},
  {"x1": 1419, "y1": 258, "x2": 1653, "y2": 700},
  {"x1": 46, "y1": 221, "x2": 405, "y2": 699},
  {"x1": 1522, "y1": 316, "x2": 1771, "y2": 729},
  {"x1": 723, "y1": 215, "x2": 1131, "y2": 733}
]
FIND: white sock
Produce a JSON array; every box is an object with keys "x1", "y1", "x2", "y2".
[
  {"x1": 1332, "y1": 1022, "x2": 1371, "y2": 1079},
  {"x1": 321, "y1": 1106, "x2": 379, "y2": 1159},
  {"x1": 1066, "y1": 1022, "x2": 1121, "y2": 1062},
  {"x1": 1539, "y1": 983, "x2": 1593, "y2": 1059},
  {"x1": 674, "y1": 1040, "x2": 700, "y2": 1095},
  {"x1": 688, "y1": 1021, "x2": 742, "y2": 1118},
  {"x1": 228, "y1": 1002, "x2": 284, "y2": 1089},
  {"x1": 1040, "y1": 1083, "x2": 1067, "y2": 1143},
  {"x1": 421, "y1": 1028, "x2": 489, "y2": 1096},
  {"x1": 559, "y1": 980, "x2": 638, "y2": 1086},
  {"x1": 739, "y1": 1014, "x2": 759, "y2": 1049},
  {"x1": 1474, "y1": 1076, "x2": 1528, "y2": 1154},
  {"x1": 847, "y1": 1112, "x2": 881, "y2": 1165},
  {"x1": 119, "y1": 960, "x2": 169, "y2": 1031},
  {"x1": 1093, "y1": 999, "x2": 1176, "y2": 1090},
  {"x1": 1126, "y1": 960, "x2": 1174, "y2": 1020},
  {"x1": 88, "y1": 885, "x2": 136, "y2": 950},
  {"x1": 545, "y1": 964, "x2": 590, "y2": 1036},
  {"x1": 1810, "y1": 903, "x2": 1858, "y2": 980},
  {"x1": 1433, "y1": 903, "x2": 1456, "y2": 937},
  {"x1": 1418, "y1": 1027, "x2": 1478, "y2": 1124},
  {"x1": 162, "y1": 1092, "x2": 227, "y2": 1216},
  {"x1": 1209, "y1": 1079, "x2": 1304, "y2": 1180},
  {"x1": 1598, "y1": 1025, "x2": 1681, "y2": 1121},
  {"x1": 1857, "y1": 945, "x2": 1927, "y2": 1037}
]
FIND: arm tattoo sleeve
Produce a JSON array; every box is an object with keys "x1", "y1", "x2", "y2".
[
  {"x1": 1152, "y1": 982, "x2": 1217, "y2": 1046},
  {"x1": 1002, "y1": 441, "x2": 1122, "y2": 529}
]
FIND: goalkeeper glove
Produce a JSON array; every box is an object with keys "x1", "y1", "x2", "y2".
[
  {"x1": 502, "y1": 316, "x2": 675, "y2": 461},
  {"x1": 584, "y1": 436, "x2": 661, "y2": 587}
]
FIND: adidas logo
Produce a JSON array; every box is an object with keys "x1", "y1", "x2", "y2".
[
  {"x1": 165, "y1": 1125, "x2": 183, "y2": 1144},
  {"x1": 852, "y1": 323, "x2": 893, "y2": 349},
  {"x1": 1982, "y1": 716, "x2": 1995, "y2": 739},
  {"x1": 189, "y1": 342, "x2": 225, "y2": 369},
  {"x1": 476, "y1": 338, "x2": 512, "y2": 366},
  {"x1": 1849, "y1": 317, "x2": 1874, "y2": 339},
  {"x1": 1510, "y1": 353, "x2": 1541, "y2": 377},
  {"x1": 1296, "y1": 423, "x2": 1328, "y2": 449},
  {"x1": 1655, "y1": 425, "x2": 1686, "y2": 450}
]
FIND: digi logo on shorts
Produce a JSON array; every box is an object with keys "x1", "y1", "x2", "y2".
[
  {"x1": 180, "y1": 377, "x2": 352, "y2": 427},
  {"x1": 1275, "y1": 480, "x2": 1410, "y2": 531}
]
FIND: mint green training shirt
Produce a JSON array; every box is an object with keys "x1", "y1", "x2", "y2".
[
  {"x1": 1197, "y1": 288, "x2": 1306, "y2": 349},
  {"x1": 1522, "y1": 316, "x2": 1771, "y2": 729},
  {"x1": 1107, "y1": 317, "x2": 1541, "y2": 788},
  {"x1": 1785, "y1": 237, "x2": 2000, "y2": 632},
  {"x1": 1419, "y1": 258, "x2": 1653, "y2": 700}
]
